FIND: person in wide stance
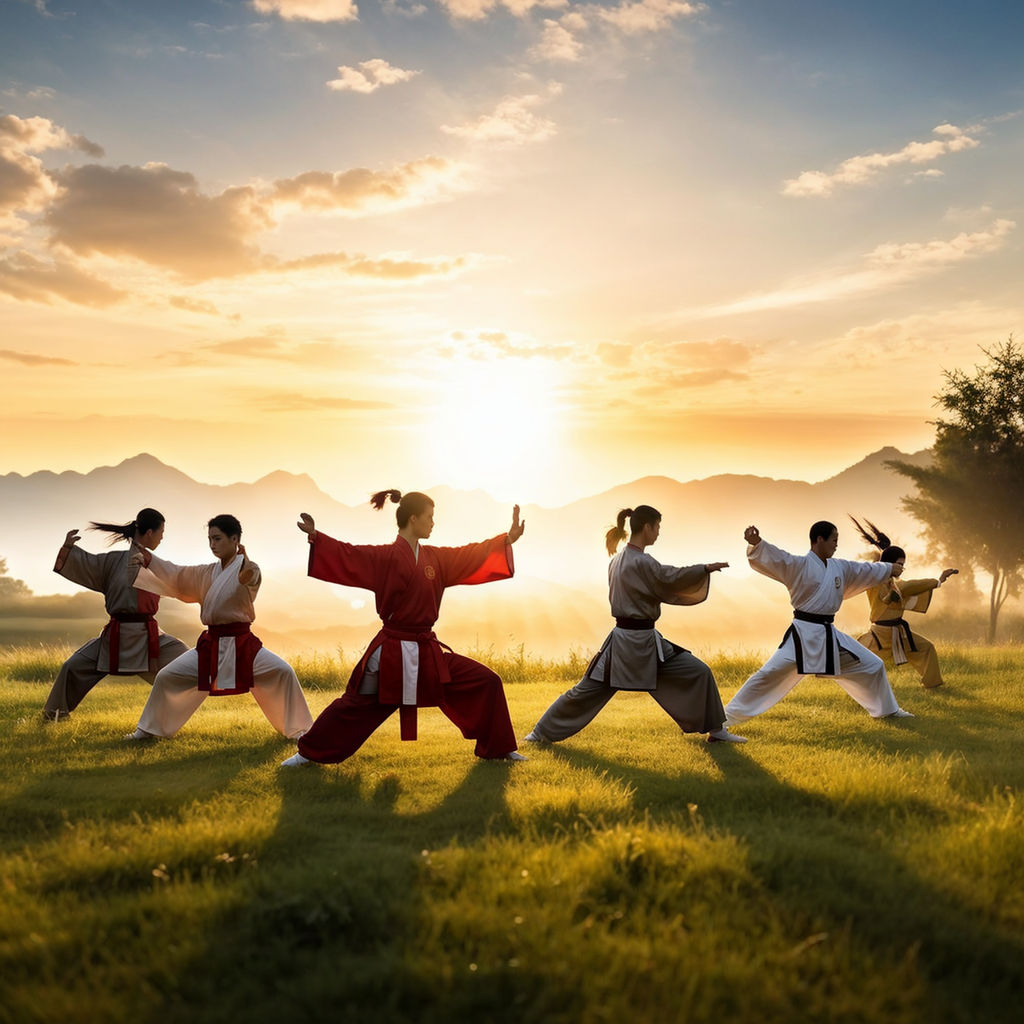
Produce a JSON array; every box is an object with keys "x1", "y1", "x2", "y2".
[
  {"x1": 125, "y1": 514, "x2": 312, "y2": 741},
  {"x1": 281, "y1": 489, "x2": 525, "y2": 767},
  {"x1": 851, "y1": 517, "x2": 958, "y2": 690},
  {"x1": 525, "y1": 505, "x2": 745, "y2": 746},
  {"x1": 724, "y1": 521, "x2": 914, "y2": 729},
  {"x1": 43, "y1": 509, "x2": 189, "y2": 721}
]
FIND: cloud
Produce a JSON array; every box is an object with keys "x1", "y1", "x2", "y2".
[
  {"x1": 0, "y1": 347, "x2": 77, "y2": 366},
  {"x1": 783, "y1": 124, "x2": 981, "y2": 198},
  {"x1": 660, "y1": 338, "x2": 755, "y2": 368},
  {"x1": 434, "y1": 0, "x2": 565, "y2": 18},
  {"x1": 445, "y1": 328, "x2": 574, "y2": 360},
  {"x1": 250, "y1": 0, "x2": 358, "y2": 22},
  {"x1": 270, "y1": 250, "x2": 469, "y2": 279},
  {"x1": 254, "y1": 391, "x2": 394, "y2": 412},
  {"x1": 270, "y1": 157, "x2": 459, "y2": 212},
  {"x1": 327, "y1": 58, "x2": 420, "y2": 94},
  {"x1": 531, "y1": 17, "x2": 585, "y2": 62},
  {"x1": 46, "y1": 163, "x2": 271, "y2": 281},
  {"x1": 0, "y1": 114, "x2": 103, "y2": 229},
  {"x1": 169, "y1": 295, "x2": 225, "y2": 316},
  {"x1": 598, "y1": 0, "x2": 703, "y2": 35},
  {"x1": 597, "y1": 342, "x2": 632, "y2": 367},
  {"x1": 637, "y1": 367, "x2": 748, "y2": 391},
  {"x1": 441, "y1": 90, "x2": 560, "y2": 146},
  {"x1": 690, "y1": 220, "x2": 1016, "y2": 317},
  {"x1": 0, "y1": 250, "x2": 126, "y2": 307}
]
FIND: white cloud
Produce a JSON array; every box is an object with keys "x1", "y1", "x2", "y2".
[
  {"x1": 598, "y1": 0, "x2": 703, "y2": 35},
  {"x1": 441, "y1": 89, "x2": 560, "y2": 146},
  {"x1": 783, "y1": 124, "x2": 981, "y2": 198},
  {"x1": 687, "y1": 220, "x2": 1016, "y2": 317},
  {"x1": 327, "y1": 58, "x2": 420, "y2": 94},
  {"x1": 531, "y1": 17, "x2": 585, "y2": 62},
  {"x1": 250, "y1": 0, "x2": 358, "y2": 22}
]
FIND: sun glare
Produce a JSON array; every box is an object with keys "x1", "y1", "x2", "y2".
[{"x1": 424, "y1": 358, "x2": 565, "y2": 499}]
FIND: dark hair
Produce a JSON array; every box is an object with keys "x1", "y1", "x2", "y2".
[
  {"x1": 605, "y1": 505, "x2": 661, "y2": 556},
  {"x1": 850, "y1": 516, "x2": 905, "y2": 563},
  {"x1": 809, "y1": 520, "x2": 837, "y2": 545},
  {"x1": 89, "y1": 507, "x2": 164, "y2": 546},
  {"x1": 370, "y1": 489, "x2": 434, "y2": 530},
  {"x1": 207, "y1": 514, "x2": 242, "y2": 539}
]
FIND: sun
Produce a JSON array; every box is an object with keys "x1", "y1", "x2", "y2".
[{"x1": 424, "y1": 357, "x2": 566, "y2": 499}]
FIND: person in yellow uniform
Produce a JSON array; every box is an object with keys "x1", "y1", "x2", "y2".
[{"x1": 851, "y1": 518, "x2": 958, "y2": 689}]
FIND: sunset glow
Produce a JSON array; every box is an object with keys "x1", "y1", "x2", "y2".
[{"x1": 1, "y1": 1, "x2": 1020, "y2": 503}]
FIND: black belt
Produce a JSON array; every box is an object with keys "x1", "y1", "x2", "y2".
[
  {"x1": 615, "y1": 617, "x2": 656, "y2": 630},
  {"x1": 793, "y1": 610, "x2": 835, "y2": 625},
  {"x1": 872, "y1": 617, "x2": 918, "y2": 652}
]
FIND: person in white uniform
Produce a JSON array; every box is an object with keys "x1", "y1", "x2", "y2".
[
  {"x1": 724, "y1": 521, "x2": 914, "y2": 729},
  {"x1": 525, "y1": 505, "x2": 746, "y2": 745},
  {"x1": 124, "y1": 514, "x2": 312, "y2": 741}
]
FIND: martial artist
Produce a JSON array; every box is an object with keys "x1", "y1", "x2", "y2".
[
  {"x1": 724, "y1": 521, "x2": 915, "y2": 728},
  {"x1": 525, "y1": 505, "x2": 745, "y2": 745},
  {"x1": 851, "y1": 517, "x2": 958, "y2": 690},
  {"x1": 281, "y1": 489, "x2": 524, "y2": 767},
  {"x1": 43, "y1": 509, "x2": 188, "y2": 721},
  {"x1": 125, "y1": 514, "x2": 312, "y2": 741}
]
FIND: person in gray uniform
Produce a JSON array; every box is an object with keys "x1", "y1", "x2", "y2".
[
  {"x1": 525, "y1": 505, "x2": 745, "y2": 746},
  {"x1": 43, "y1": 508, "x2": 189, "y2": 721}
]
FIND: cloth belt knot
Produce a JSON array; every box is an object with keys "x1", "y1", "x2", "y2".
[
  {"x1": 196, "y1": 622, "x2": 263, "y2": 695},
  {"x1": 379, "y1": 625, "x2": 451, "y2": 741},
  {"x1": 871, "y1": 616, "x2": 918, "y2": 663}
]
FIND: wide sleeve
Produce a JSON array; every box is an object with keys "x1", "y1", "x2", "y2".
[
  {"x1": 899, "y1": 578, "x2": 938, "y2": 614},
  {"x1": 645, "y1": 560, "x2": 711, "y2": 607},
  {"x1": 133, "y1": 552, "x2": 209, "y2": 604},
  {"x1": 53, "y1": 545, "x2": 111, "y2": 592},
  {"x1": 307, "y1": 532, "x2": 384, "y2": 591},
  {"x1": 435, "y1": 534, "x2": 514, "y2": 587},
  {"x1": 837, "y1": 558, "x2": 893, "y2": 599},
  {"x1": 747, "y1": 540, "x2": 801, "y2": 585},
  {"x1": 238, "y1": 559, "x2": 262, "y2": 599}
]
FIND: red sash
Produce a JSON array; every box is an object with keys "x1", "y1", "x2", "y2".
[
  {"x1": 347, "y1": 625, "x2": 452, "y2": 741},
  {"x1": 196, "y1": 622, "x2": 263, "y2": 695},
  {"x1": 102, "y1": 613, "x2": 160, "y2": 674}
]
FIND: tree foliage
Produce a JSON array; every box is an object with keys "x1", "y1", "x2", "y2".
[
  {"x1": 0, "y1": 557, "x2": 31, "y2": 601},
  {"x1": 888, "y1": 338, "x2": 1024, "y2": 642}
]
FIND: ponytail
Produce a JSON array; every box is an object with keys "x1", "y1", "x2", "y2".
[
  {"x1": 605, "y1": 509, "x2": 632, "y2": 555},
  {"x1": 370, "y1": 489, "x2": 434, "y2": 529},
  {"x1": 89, "y1": 507, "x2": 164, "y2": 546},
  {"x1": 605, "y1": 505, "x2": 662, "y2": 555},
  {"x1": 849, "y1": 515, "x2": 905, "y2": 563}
]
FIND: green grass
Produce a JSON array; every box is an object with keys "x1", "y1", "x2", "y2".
[{"x1": 1, "y1": 646, "x2": 1022, "y2": 1024}]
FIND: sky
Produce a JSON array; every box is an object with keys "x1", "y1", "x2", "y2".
[{"x1": 1, "y1": 0, "x2": 1021, "y2": 506}]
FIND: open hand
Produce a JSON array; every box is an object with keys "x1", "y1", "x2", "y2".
[
  {"x1": 705, "y1": 562, "x2": 729, "y2": 574},
  {"x1": 508, "y1": 504, "x2": 525, "y2": 544},
  {"x1": 940, "y1": 568, "x2": 959, "y2": 583},
  {"x1": 63, "y1": 528, "x2": 81, "y2": 547},
  {"x1": 297, "y1": 512, "x2": 316, "y2": 536}
]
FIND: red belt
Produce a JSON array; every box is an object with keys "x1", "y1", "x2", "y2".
[
  {"x1": 102, "y1": 613, "x2": 159, "y2": 674},
  {"x1": 196, "y1": 622, "x2": 263, "y2": 695}
]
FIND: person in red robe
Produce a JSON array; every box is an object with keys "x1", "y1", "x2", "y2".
[{"x1": 281, "y1": 489, "x2": 526, "y2": 767}]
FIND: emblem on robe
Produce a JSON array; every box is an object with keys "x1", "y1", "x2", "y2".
[
  {"x1": 424, "y1": 565, "x2": 436, "y2": 580},
  {"x1": 834, "y1": 576, "x2": 841, "y2": 589}
]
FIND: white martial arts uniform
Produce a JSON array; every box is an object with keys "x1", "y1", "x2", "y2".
[
  {"x1": 725, "y1": 540, "x2": 902, "y2": 722},
  {"x1": 131, "y1": 553, "x2": 312, "y2": 739}
]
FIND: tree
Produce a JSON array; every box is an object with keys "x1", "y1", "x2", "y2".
[
  {"x1": 888, "y1": 338, "x2": 1024, "y2": 643},
  {"x1": 0, "y1": 557, "x2": 31, "y2": 600}
]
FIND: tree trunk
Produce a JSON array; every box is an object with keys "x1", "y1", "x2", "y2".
[{"x1": 987, "y1": 564, "x2": 1008, "y2": 644}]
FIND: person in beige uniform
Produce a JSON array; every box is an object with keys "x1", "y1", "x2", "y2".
[
  {"x1": 43, "y1": 508, "x2": 188, "y2": 721},
  {"x1": 125, "y1": 514, "x2": 312, "y2": 741},
  {"x1": 851, "y1": 517, "x2": 958, "y2": 689},
  {"x1": 525, "y1": 505, "x2": 745, "y2": 745}
]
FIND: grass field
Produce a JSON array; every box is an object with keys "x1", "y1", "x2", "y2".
[{"x1": 1, "y1": 645, "x2": 1022, "y2": 1024}]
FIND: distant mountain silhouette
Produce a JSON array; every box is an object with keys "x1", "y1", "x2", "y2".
[{"x1": 0, "y1": 449, "x2": 938, "y2": 656}]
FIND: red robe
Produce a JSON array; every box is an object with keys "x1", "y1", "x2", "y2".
[{"x1": 308, "y1": 531, "x2": 513, "y2": 739}]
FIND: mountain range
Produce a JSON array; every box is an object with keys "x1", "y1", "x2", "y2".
[{"x1": 0, "y1": 449, "x2": 941, "y2": 656}]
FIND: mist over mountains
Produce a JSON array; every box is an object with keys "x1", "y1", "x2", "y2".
[{"x1": 0, "y1": 450, "x2": 937, "y2": 656}]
